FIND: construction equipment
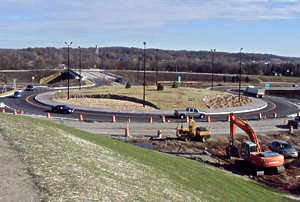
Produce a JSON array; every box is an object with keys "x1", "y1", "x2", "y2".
[
  {"x1": 176, "y1": 119, "x2": 211, "y2": 142},
  {"x1": 226, "y1": 113, "x2": 284, "y2": 176}
]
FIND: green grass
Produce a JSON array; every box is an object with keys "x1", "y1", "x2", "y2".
[{"x1": 0, "y1": 114, "x2": 289, "y2": 201}]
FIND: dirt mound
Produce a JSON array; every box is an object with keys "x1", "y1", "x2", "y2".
[{"x1": 203, "y1": 94, "x2": 252, "y2": 109}]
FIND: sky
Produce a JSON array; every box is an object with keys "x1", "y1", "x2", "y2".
[{"x1": 0, "y1": 0, "x2": 300, "y2": 57}]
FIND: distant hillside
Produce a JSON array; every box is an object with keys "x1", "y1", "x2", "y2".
[{"x1": 1, "y1": 47, "x2": 300, "y2": 77}]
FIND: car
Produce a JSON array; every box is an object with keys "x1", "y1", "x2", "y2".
[
  {"x1": 288, "y1": 116, "x2": 300, "y2": 129},
  {"x1": 51, "y1": 105, "x2": 75, "y2": 114},
  {"x1": 174, "y1": 107, "x2": 206, "y2": 119},
  {"x1": 269, "y1": 140, "x2": 298, "y2": 158},
  {"x1": 13, "y1": 91, "x2": 23, "y2": 98},
  {"x1": 25, "y1": 84, "x2": 34, "y2": 91}
]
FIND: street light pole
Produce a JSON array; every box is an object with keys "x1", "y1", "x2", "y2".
[
  {"x1": 143, "y1": 42, "x2": 146, "y2": 107},
  {"x1": 155, "y1": 49, "x2": 158, "y2": 86},
  {"x1": 65, "y1": 41, "x2": 72, "y2": 99},
  {"x1": 211, "y1": 49, "x2": 216, "y2": 90},
  {"x1": 239, "y1": 48, "x2": 243, "y2": 102},
  {"x1": 78, "y1": 46, "x2": 82, "y2": 90}
]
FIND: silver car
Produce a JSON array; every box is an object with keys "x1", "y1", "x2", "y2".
[{"x1": 269, "y1": 140, "x2": 298, "y2": 158}]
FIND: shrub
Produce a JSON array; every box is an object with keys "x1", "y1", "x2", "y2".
[
  {"x1": 157, "y1": 83, "x2": 164, "y2": 91},
  {"x1": 125, "y1": 82, "x2": 131, "y2": 88},
  {"x1": 172, "y1": 81, "x2": 179, "y2": 88}
]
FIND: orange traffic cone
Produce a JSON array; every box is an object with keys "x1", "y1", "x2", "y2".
[
  {"x1": 258, "y1": 112, "x2": 262, "y2": 120},
  {"x1": 13, "y1": 109, "x2": 17, "y2": 115},
  {"x1": 207, "y1": 115, "x2": 211, "y2": 123},
  {"x1": 2, "y1": 108, "x2": 5, "y2": 113},
  {"x1": 157, "y1": 129, "x2": 162, "y2": 138},
  {"x1": 289, "y1": 125, "x2": 294, "y2": 134},
  {"x1": 112, "y1": 115, "x2": 116, "y2": 123},
  {"x1": 47, "y1": 112, "x2": 51, "y2": 118},
  {"x1": 79, "y1": 114, "x2": 84, "y2": 121},
  {"x1": 161, "y1": 115, "x2": 166, "y2": 123},
  {"x1": 125, "y1": 127, "x2": 130, "y2": 137},
  {"x1": 20, "y1": 109, "x2": 24, "y2": 115},
  {"x1": 148, "y1": 116, "x2": 153, "y2": 123}
]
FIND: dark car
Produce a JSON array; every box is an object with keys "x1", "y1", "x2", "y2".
[
  {"x1": 269, "y1": 140, "x2": 298, "y2": 158},
  {"x1": 51, "y1": 105, "x2": 75, "y2": 114},
  {"x1": 13, "y1": 91, "x2": 23, "y2": 98},
  {"x1": 25, "y1": 84, "x2": 34, "y2": 91},
  {"x1": 288, "y1": 116, "x2": 300, "y2": 129}
]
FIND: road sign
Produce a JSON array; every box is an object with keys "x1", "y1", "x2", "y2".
[
  {"x1": 265, "y1": 83, "x2": 270, "y2": 89},
  {"x1": 188, "y1": 97, "x2": 195, "y2": 102},
  {"x1": 178, "y1": 76, "x2": 181, "y2": 83}
]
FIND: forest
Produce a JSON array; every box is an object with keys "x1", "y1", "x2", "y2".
[{"x1": 1, "y1": 47, "x2": 300, "y2": 77}]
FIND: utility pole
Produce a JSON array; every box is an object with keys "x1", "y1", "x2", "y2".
[
  {"x1": 78, "y1": 46, "x2": 82, "y2": 90},
  {"x1": 211, "y1": 49, "x2": 216, "y2": 90},
  {"x1": 65, "y1": 41, "x2": 72, "y2": 99},
  {"x1": 155, "y1": 49, "x2": 158, "y2": 86},
  {"x1": 239, "y1": 48, "x2": 243, "y2": 102},
  {"x1": 143, "y1": 42, "x2": 146, "y2": 107}
]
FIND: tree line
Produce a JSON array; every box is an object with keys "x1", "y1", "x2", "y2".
[{"x1": 1, "y1": 47, "x2": 300, "y2": 76}]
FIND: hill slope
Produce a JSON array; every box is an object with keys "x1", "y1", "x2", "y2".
[{"x1": 0, "y1": 114, "x2": 289, "y2": 201}]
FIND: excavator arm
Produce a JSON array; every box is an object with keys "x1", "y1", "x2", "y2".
[{"x1": 229, "y1": 113, "x2": 262, "y2": 152}]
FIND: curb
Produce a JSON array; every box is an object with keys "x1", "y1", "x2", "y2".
[{"x1": 35, "y1": 91, "x2": 269, "y2": 116}]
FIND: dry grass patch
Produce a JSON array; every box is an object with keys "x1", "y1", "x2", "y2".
[{"x1": 53, "y1": 86, "x2": 252, "y2": 110}]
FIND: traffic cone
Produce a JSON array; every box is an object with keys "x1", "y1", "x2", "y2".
[
  {"x1": 297, "y1": 111, "x2": 300, "y2": 117},
  {"x1": 162, "y1": 115, "x2": 166, "y2": 123},
  {"x1": 2, "y1": 108, "x2": 5, "y2": 113},
  {"x1": 264, "y1": 114, "x2": 267, "y2": 119},
  {"x1": 148, "y1": 116, "x2": 153, "y2": 123},
  {"x1": 47, "y1": 112, "x2": 51, "y2": 118},
  {"x1": 125, "y1": 127, "x2": 130, "y2": 137},
  {"x1": 20, "y1": 109, "x2": 24, "y2": 115},
  {"x1": 157, "y1": 129, "x2": 162, "y2": 138},
  {"x1": 207, "y1": 115, "x2": 211, "y2": 123},
  {"x1": 289, "y1": 125, "x2": 294, "y2": 134},
  {"x1": 186, "y1": 116, "x2": 189, "y2": 123},
  {"x1": 274, "y1": 112, "x2": 278, "y2": 118},
  {"x1": 128, "y1": 117, "x2": 131, "y2": 123},
  {"x1": 79, "y1": 114, "x2": 84, "y2": 121},
  {"x1": 258, "y1": 112, "x2": 262, "y2": 120},
  {"x1": 13, "y1": 109, "x2": 17, "y2": 115},
  {"x1": 227, "y1": 115, "x2": 230, "y2": 122},
  {"x1": 112, "y1": 115, "x2": 116, "y2": 123}
]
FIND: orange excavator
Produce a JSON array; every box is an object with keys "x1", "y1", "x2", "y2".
[{"x1": 226, "y1": 113, "x2": 284, "y2": 176}]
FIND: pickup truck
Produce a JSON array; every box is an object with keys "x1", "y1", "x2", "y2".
[
  {"x1": 244, "y1": 86, "x2": 265, "y2": 98},
  {"x1": 174, "y1": 107, "x2": 206, "y2": 119},
  {"x1": 288, "y1": 116, "x2": 300, "y2": 129}
]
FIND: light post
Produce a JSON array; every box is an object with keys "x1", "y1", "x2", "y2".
[
  {"x1": 211, "y1": 49, "x2": 216, "y2": 90},
  {"x1": 239, "y1": 48, "x2": 243, "y2": 102},
  {"x1": 143, "y1": 42, "x2": 146, "y2": 107},
  {"x1": 155, "y1": 49, "x2": 158, "y2": 86},
  {"x1": 78, "y1": 46, "x2": 82, "y2": 90},
  {"x1": 65, "y1": 41, "x2": 72, "y2": 99}
]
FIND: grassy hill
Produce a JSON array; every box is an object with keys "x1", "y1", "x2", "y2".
[{"x1": 0, "y1": 114, "x2": 289, "y2": 201}]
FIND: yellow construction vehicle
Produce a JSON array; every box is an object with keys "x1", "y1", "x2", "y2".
[{"x1": 176, "y1": 119, "x2": 211, "y2": 142}]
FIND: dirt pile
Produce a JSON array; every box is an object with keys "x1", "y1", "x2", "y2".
[{"x1": 203, "y1": 94, "x2": 252, "y2": 109}]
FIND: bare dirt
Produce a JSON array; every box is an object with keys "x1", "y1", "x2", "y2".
[
  {"x1": 127, "y1": 131, "x2": 300, "y2": 196},
  {"x1": 0, "y1": 135, "x2": 40, "y2": 201}
]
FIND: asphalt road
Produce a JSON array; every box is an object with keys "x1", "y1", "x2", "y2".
[{"x1": 0, "y1": 86, "x2": 298, "y2": 123}]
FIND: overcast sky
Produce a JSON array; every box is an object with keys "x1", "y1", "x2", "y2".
[{"x1": 1, "y1": 0, "x2": 300, "y2": 57}]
